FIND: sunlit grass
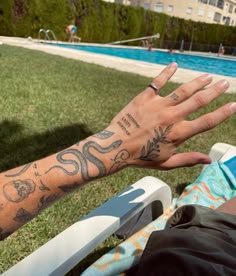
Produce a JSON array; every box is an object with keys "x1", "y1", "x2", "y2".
[{"x1": 0, "y1": 45, "x2": 235, "y2": 274}]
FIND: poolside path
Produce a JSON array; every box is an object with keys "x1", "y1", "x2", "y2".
[{"x1": 1, "y1": 36, "x2": 235, "y2": 93}]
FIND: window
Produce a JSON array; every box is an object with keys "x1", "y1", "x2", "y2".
[
  {"x1": 229, "y1": 4, "x2": 233, "y2": 13},
  {"x1": 198, "y1": 0, "x2": 208, "y2": 4},
  {"x1": 214, "y1": 12, "x2": 222, "y2": 22},
  {"x1": 167, "y1": 4, "x2": 174, "y2": 12},
  {"x1": 143, "y1": 3, "x2": 150, "y2": 9},
  {"x1": 223, "y1": 16, "x2": 230, "y2": 25},
  {"x1": 154, "y1": 3, "x2": 163, "y2": 12},
  {"x1": 209, "y1": 0, "x2": 217, "y2": 6},
  {"x1": 186, "y1": 7, "x2": 192, "y2": 14},
  {"x1": 208, "y1": 11, "x2": 213, "y2": 18},
  {"x1": 198, "y1": 8, "x2": 204, "y2": 16},
  {"x1": 217, "y1": 0, "x2": 224, "y2": 9}
]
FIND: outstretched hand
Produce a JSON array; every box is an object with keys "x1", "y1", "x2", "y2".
[
  {"x1": 107, "y1": 62, "x2": 236, "y2": 170},
  {"x1": 1, "y1": 62, "x2": 235, "y2": 240}
]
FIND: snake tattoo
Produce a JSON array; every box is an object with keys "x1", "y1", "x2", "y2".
[
  {"x1": 45, "y1": 140, "x2": 122, "y2": 180},
  {"x1": 5, "y1": 163, "x2": 32, "y2": 177}
]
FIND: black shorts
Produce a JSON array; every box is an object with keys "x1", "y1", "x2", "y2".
[{"x1": 126, "y1": 205, "x2": 236, "y2": 275}]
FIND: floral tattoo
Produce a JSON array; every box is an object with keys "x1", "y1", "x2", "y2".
[{"x1": 138, "y1": 125, "x2": 173, "y2": 161}]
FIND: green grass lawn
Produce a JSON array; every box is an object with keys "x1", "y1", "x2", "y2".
[{"x1": 0, "y1": 45, "x2": 235, "y2": 274}]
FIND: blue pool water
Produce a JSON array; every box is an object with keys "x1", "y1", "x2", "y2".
[{"x1": 50, "y1": 43, "x2": 236, "y2": 77}]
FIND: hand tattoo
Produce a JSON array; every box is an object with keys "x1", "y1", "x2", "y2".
[{"x1": 138, "y1": 125, "x2": 173, "y2": 161}]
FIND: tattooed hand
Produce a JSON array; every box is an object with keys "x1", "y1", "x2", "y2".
[{"x1": 108, "y1": 62, "x2": 236, "y2": 170}]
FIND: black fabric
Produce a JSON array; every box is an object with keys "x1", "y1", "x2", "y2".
[{"x1": 126, "y1": 205, "x2": 236, "y2": 275}]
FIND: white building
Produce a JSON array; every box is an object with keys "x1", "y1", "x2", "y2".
[
  {"x1": 103, "y1": 0, "x2": 236, "y2": 26},
  {"x1": 102, "y1": 0, "x2": 131, "y2": 4},
  {"x1": 130, "y1": 0, "x2": 236, "y2": 25}
]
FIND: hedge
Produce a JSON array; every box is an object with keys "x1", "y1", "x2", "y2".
[{"x1": 0, "y1": 0, "x2": 235, "y2": 47}]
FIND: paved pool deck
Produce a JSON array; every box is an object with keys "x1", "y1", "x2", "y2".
[{"x1": 1, "y1": 36, "x2": 235, "y2": 93}]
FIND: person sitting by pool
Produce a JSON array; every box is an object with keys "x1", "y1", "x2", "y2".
[
  {"x1": 218, "y1": 45, "x2": 225, "y2": 56},
  {"x1": 168, "y1": 48, "x2": 175, "y2": 54},
  {"x1": 65, "y1": 25, "x2": 81, "y2": 43}
]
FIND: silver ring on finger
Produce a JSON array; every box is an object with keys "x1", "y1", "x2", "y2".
[{"x1": 148, "y1": 83, "x2": 159, "y2": 94}]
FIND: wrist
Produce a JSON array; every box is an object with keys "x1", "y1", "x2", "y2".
[
  {"x1": 105, "y1": 123, "x2": 142, "y2": 167},
  {"x1": 84, "y1": 129, "x2": 129, "y2": 177}
]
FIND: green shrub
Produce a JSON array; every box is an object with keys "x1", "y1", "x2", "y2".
[{"x1": 0, "y1": 0, "x2": 235, "y2": 47}]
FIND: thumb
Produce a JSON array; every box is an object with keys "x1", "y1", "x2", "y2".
[{"x1": 160, "y1": 152, "x2": 211, "y2": 170}]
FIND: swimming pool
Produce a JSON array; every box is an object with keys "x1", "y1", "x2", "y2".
[{"x1": 50, "y1": 43, "x2": 236, "y2": 77}]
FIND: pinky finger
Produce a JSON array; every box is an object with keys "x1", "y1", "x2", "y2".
[{"x1": 185, "y1": 102, "x2": 236, "y2": 138}]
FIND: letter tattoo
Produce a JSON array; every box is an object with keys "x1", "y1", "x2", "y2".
[
  {"x1": 127, "y1": 113, "x2": 140, "y2": 128},
  {"x1": 116, "y1": 121, "x2": 130, "y2": 136},
  {"x1": 170, "y1": 92, "x2": 179, "y2": 101},
  {"x1": 117, "y1": 113, "x2": 140, "y2": 136}
]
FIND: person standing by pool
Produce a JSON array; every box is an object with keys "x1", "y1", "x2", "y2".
[{"x1": 65, "y1": 25, "x2": 81, "y2": 43}]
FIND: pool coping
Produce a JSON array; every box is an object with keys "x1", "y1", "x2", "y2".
[
  {"x1": 42, "y1": 40, "x2": 236, "y2": 62},
  {"x1": 1, "y1": 36, "x2": 236, "y2": 93}
]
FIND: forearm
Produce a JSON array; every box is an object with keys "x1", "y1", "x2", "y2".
[{"x1": 0, "y1": 130, "x2": 126, "y2": 239}]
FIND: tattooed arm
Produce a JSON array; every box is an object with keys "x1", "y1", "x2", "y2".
[
  {"x1": 0, "y1": 133, "x2": 125, "y2": 239},
  {"x1": 0, "y1": 62, "x2": 235, "y2": 240}
]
